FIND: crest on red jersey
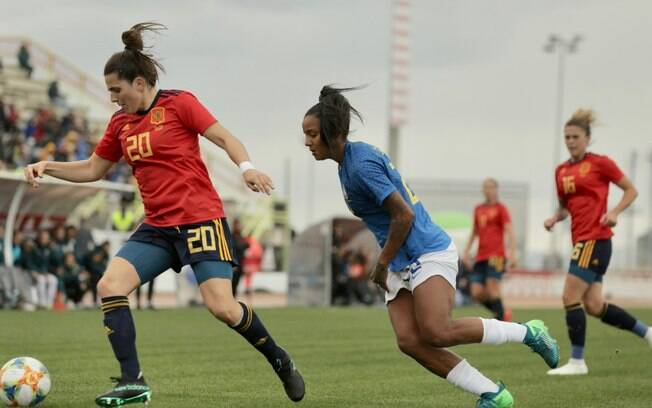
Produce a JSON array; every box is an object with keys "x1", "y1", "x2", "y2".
[
  {"x1": 579, "y1": 162, "x2": 592, "y2": 177},
  {"x1": 150, "y1": 107, "x2": 165, "y2": 125}
]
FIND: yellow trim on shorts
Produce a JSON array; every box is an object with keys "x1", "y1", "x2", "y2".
[{"x1": 579, "y1": 240, "x2": 595, "y2": 268}]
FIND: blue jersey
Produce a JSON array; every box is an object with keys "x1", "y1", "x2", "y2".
[{"x1": 338, "y1": 141, "x2": 452, "y2": 272}]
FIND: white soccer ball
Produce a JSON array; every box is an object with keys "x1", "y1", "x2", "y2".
[{"x1": 0, "y1": 357, "x2": 51, "y2": 407}]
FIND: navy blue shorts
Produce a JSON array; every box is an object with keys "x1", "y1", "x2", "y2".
[
  {"x1": 470, "y1": 257, "x2": 505, "y2": 284},
  {"x1": 116, "y1": 218, "x2": 237, "y2": 285},
  {"x1": 569, "y1": 239, "x2": 611, "y2": 284}
]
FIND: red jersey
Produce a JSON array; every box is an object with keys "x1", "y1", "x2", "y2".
[
  {"x1": 95, "y1": 90, "x2": 224, "y2": 227},
  {"x1": 474, "y1": 202, "x2": 511, "y2": 261},
  {"x1": 555, "y1": 153, "x2": 624, "y2": 244}
]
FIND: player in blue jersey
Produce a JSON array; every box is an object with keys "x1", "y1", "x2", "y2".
[{"x1": 302, "y1": 86, "x2": 560, "y2": 407}]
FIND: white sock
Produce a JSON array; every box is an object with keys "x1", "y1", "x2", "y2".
[
  {"x1": 481, "y1": 318, "x2": 527, "y2": 344},
  {"x1": 446, "y1": 359, "x2": 499, "y2": 396}
]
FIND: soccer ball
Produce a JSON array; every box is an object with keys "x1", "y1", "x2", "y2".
[{"x1": 0, "y1": 357, "x2": 51, "y2": 407}]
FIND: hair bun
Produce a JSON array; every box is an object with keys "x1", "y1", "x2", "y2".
[
  {"x1": 570, "y1": 108, "x2": 595, "y2": 126},
  {"x1": 121, "y1": 26, "x2": 144, "y2": 52},
  {"x1": 319, "y1": 85, "x2": 340, "y2": 101}
]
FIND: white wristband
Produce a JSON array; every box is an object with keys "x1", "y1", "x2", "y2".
[{"x1": 238, "y1": 161, "x2": 255, "y2": 174}]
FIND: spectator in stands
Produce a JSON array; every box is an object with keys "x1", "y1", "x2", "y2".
[
  {"x1": 73, "y1": 219, "x2": 95, "y2": 263},
  {"x1": 0, "y1": 98, "x2": 6, "y2": 132},
  {"x1": 344, "y1": 251, "x2": 374, "y2": 305},
  {"x1": 38, "y1": 140, "x2": 57, "y2": 162},
  {"x1": 50, "y1": 225, "x2": 70, "y2": 280},
  {"x1": 4, "y1": 231, "x2": 30, "y2": 309},
  {"x1": 61, "y1": 251, "x2": 85, "y2": 307},
  {"x1": 65, "y1": 225, "x2": 79, "y2": 259},
  {"x1": 330, "y1": 225, "x2": 348, "y2": 304},
  {"x1": 6, "y1": 104, "x2": 19, "y2": 134},
  {"x1": 17, "y1": 238, "x2": 38, "y2": 304},
  {"x1": 0, "y1": 101, "x2": 111, "y2": 179},
  {"x1": 34, "y1": 230, "x2": 59, "y2": 308},
  {"x1": 0, "y1": 224, "x2": 5, "y2": 265},
  {"x1": 12, "y1": 230, "x2": 24, "y2": 267},
  {"x1": 242, "y1": 236, "x2": 263, "y2": 299},
  {"x1": 112, "y1": 194, "x2": 136, "y2": 233},
  {"x1": 57, "y1": 130, "x2": 80, "y2": 162},
  {"x1": 48, "y1": 79, "x2": 66, "y2": 107},
  {"x1": 230, "y1": 218, "x2": 249, "y2": 296},
  {"x1": 83, "y1": 241, "x2": 110, "y2": 306},
  {"x1": 17, "y1": 42, "x2": 33, "y2": 78}
]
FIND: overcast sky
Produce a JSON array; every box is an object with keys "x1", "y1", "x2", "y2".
[{"x1": 2, "y1": 0, "x2": 652, "y2": 258}]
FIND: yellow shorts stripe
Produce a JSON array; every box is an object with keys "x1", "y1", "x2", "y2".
[
  {"x1": 585, "y1": 240, "x2": 596, "y2": 268},
  {"x1": 579, "y1": 240, "x2": 595, "y2": 268},
  {"x1": 215, "y1": 219, "x2": 232, "y2": 261},
  {"x1": 212, "y1": 219, "x2": 226, "y2": 259},
  {"x1": 578, "y1": 241, "x2": 589, "y2": 268}
]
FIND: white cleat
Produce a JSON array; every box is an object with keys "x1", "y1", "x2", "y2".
[
  {"x1": 547, "y1": 359, "x2": 588, "y2": 376},
  {"x1": 645, "y1": 329, "x2": 652, "y2": 348}
]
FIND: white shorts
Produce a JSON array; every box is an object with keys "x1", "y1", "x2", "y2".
[{"x1": 385, "y1": 242, "x2": 459, "y2": 304}]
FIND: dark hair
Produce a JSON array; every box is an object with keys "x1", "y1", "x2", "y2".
[
  {"x1": 104, "y1": 22, "x2": 166, "y2": 87},
  {"x1": 305, "y1": 85, "x2": 363, "y2": 146},
  {"x1": 565, "y1": 108, "x2": 595, "y2": 136}
]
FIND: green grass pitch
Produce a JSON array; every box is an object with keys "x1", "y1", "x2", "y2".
[{"x1": 1, "y1": 307, "x2": 651, "y2": 407}]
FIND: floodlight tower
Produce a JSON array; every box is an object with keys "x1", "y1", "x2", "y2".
[
  {"x1": 388, "y1": 0, "x2": 411, "y2": 167},
  {"x1": 543, "y1": 33, "x2": 582, "y2": 264}
]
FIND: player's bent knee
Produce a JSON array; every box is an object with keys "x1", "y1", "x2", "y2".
[
  {"x1": 97, "y1": 276, "x2": 121, "y2": 298},
  {"x1": 396, "y1": 335, "x2": 421, "y2": 356},
  {"x1": 584, "y1": 300, "x2": 603, "y2": 317},
  {"x1": 420, "y1": 325, "x2": 454, "y2": 348},
  {"x1": 562, "y1": 293, "x2": 581, "y2": 306},
  {"x1": 206, "y1": 301, "x2": 241, "y2": 325}
]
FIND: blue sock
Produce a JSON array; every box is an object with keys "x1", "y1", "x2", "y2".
[
  {"x1": 633, "y1": 320, "x2": 649, "y2": 338},
  {"x1": 565, "y1": 303, "x2": 586, "y2": 360},
  {"x1": 571, "y1": 345, "x2": 584, "y2": 360},
  {"x1": 102, "y1": 296, "x2": 141, "y2": 380}
]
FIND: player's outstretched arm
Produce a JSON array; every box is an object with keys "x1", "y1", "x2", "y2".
[
  {"x1": 23, "y1": 153, "x2": 115, "y2": 188},
  {"x1": 202, "y1": 122, "x2": 274, "y2": 195}
]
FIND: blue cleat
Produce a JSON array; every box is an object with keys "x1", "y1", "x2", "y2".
[
  {"x1": 523, "y1": 319, "x2": 560, "y2": 368},
  {"x1": 476, "y1": 381, "x2": 514, "y2": 408}
]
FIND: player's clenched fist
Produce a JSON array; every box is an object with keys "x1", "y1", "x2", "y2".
[{"x1": 369, "y1": 262, "x2": 389, "y2": 292}]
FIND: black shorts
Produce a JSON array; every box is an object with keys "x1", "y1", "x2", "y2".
[
  {"x1": 127, "y1": 218, "x2": 238, "y2": 273},
  {"x1": 471, "y1": 256, "x2": 505, "y2": 284},
  {"x1": 568, "y1": 239, "x2": 612, "y2": 284}
]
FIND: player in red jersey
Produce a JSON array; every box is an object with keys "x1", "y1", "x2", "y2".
[
  {"x1": 24, "y1": 23, "x2": 304, "y2": 406},
  {"x1": 462, "y1": 179, "x2": 516, "y2": 321},
  {"x1": 544, "y1": 109, "x2": 651, "y2": 375}
]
